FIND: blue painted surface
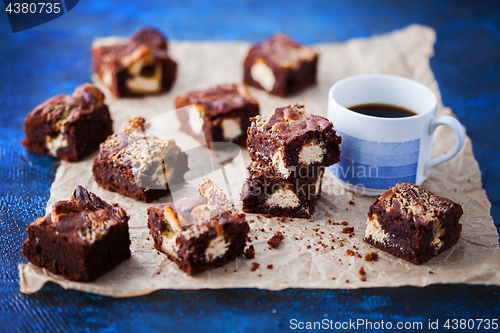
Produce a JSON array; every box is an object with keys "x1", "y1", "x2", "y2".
[{"x1": 1, "y1": 0, "x2": 499, "y2": 332}]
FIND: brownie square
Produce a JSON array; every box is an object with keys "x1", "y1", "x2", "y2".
[
  {"x1": 92, "y1": 116, "x2": 189, "y2": 203},
  {"x1": 241, "y1": 161, "x2": 324, "y2": 218},
  {"x1": 147, "y1": 178, "x2": 249, "y2": 275},
  {"x1": 92, "y1": 28, "x2": 177, "y2": 97},
  {"x1": 175, "y1": 84, "x2": 260, "y2": 147},
  {"x1": 247, "y1": 103, "x2": 341, "y2": 179},
  {"x1": 22, "y1": 84, "x2": 113, "y2": 162},
  {"x1": 243, "y1": 33, "x2": 318, "y2": 97},
  {"x1": 364, "y1": 182, "x2": 463, "y2": 265},
  {"x1": 22, "y1": 186, "x2": 131, "y2": 282}
]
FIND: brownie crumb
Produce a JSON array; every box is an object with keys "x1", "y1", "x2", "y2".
[
  {"x1": 146, "y1": 237, "x2": 150, "y2": 241},
  {"x1": 360, "y1": 276, "x2": 367, "y2": 282},
  {"x1": 346, "y1": 279, "x2": 349, "y2": 283},
  {"x1": 346, "y1": 249, "x2": 355, "y2": 256},
  {"x1": 341, "y1": 221, "x2": 349, "y2": 226},
  {"x1": 349, "y1": 200, "x2": 355, "y2": 205},
  {"x1": 244, "y1": 245, "x2": 256, "y2": 259},
  {"x1": 429, "y1": 270, "x2": 434, "y2": 274},
  {"x1": 365, "y1": 252, "x2": 379, "y2": 261},
  {"x1": 331, "y1": 277, "x2": 336, "y2": 280},
  {"x1": 265, "y1": 213, "x2": 271, "y2": 218},
  {"x1": 359, "y1": 267, "x2": 366, "y2": 275},
  {"x1": 267, "y1": 264, "x2": 273, "y2": 270},
  {"x1": 342, "y1": 227, "x2": 354, "y2": 233},
  {"x1": 268, "y1": 231, "x2": 284, "y2": 247},
  {"x1": 251, "y1": 262, "x2": 260, "y2": 271}
]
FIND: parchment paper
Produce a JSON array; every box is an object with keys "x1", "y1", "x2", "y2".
[{"x1": 19, "y1": 25, "x2": 500, "y2": 296}]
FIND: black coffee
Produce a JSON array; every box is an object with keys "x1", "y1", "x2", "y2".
[{"x1": 348, "y1": 103, "x2": 417, "y2": 118}]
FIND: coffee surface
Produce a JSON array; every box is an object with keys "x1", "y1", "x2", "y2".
[{"x1": 348, "y1": 103, "x2": 417, "y2": 118}]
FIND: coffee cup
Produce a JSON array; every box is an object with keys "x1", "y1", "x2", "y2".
[{"x1": 328, "y1": 74, "x2": 465, "y2": 196}]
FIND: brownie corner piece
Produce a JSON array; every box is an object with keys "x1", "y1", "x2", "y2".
[
  {"x1": 147, "y1": 178, "x2": 249, "y2": 275},
  {"x1": 241, "y1": 161, "x2": 324, "y2": 218},
  {"x1": 22, "y1": 83, "x2": 113, "y2": 162},
  {"x1": 91, "y1": 27, "x2": 177, "y2": 97},
  {"x1": 92, "y1": 116, "x2": 189, "y2": 202},
  {"x1": 247, "y1": 103, "x2": 341, "y2": 179},
  {"x1": 243, "y1": 33, "x2": 318, "y2": 97},
  {"x1": 22, "y1": 185, "x2": 131, "y2": 282},
  {"x1": 175, "y1": 84, "x2": 260, "y2": 147},
  {"x1": 364, "y1": 182, "x2": 463, "y2": 265}
]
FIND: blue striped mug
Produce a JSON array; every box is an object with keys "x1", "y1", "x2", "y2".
[{"x1": 328, "y1": 74, "x2": 465, "y2": 196}]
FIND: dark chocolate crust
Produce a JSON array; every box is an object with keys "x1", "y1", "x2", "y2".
[
  {"x1": 147, "y1": 179, "x2": 249, "y2": 275},
  {"x1": 247, "y1": 103, "x2": 341, "y2": 179},
  {"x1": 22, "y1": 84, "x2": 113, "y2": 162},
  {"x1": 364, "y1": 182, "x2": 463, "y2": 265},
  {"x1": 241, "y1": 161, "x2": 324, "y2": 218},
  {"x1": 92, "y1": 117, "x2": 189, "y2": 203},
  {"x1": 22, "y1": 186, "x2": 131, "y2": 282},
  {"x1": 243, "y1": 33, "x2": 318, "y2": 97},
  {"x1": 92, "y1": 28, "x2": 177, "y2": 98},
  {"x1": 175, "y1": 84, "x2": 260, "y2": 147}
]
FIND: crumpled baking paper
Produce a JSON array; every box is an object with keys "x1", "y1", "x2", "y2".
[{"x1": 19, "y1": 24, "x2": 500, "y2": 296}]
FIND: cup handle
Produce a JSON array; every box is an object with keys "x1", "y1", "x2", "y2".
[{"x1": 425, "y1": 116, "x2": 465, "y2": 176}]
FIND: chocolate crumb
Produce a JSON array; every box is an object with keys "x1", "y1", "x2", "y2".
[
  {"x1": 265, "y1": 213, "x2": 271, "y2": 218},
  {"x1": 346, "y1": 279, "x2": 349, "y2": 283},
  {"x1": 342, "y1": 227, "x2": 354, "y2": 233},
  {"x1": 268, "y1": 231, "x2": 284, "y2": 247},
  {"x1": 359, "y1": 267, "x2": 366, "y2": 275},
  {"x1": 331, "y1": 277, "x2": 336, "y2": 280},
  {"x1": 267, "y1": 265, "x2": 273, "y2": 270},
  {"x1": 244, "y1": 245, "x2": 255, "y2": 259},
  {"x1": 251, "y1": 262, "x2": 260, "y2": 271},
  {"x1": 218, "y1": 157, "x2": 233, "y2": 166},
  {"x1": 365, "y1": 252, "x2": 379, "y2": 261},
  {"x1": 429, "y1": 270, "x2": 434, "y2": 274},
  {"x1": 341, "y1": 221, "x2": 349, "y2": 226},
  {"x1": 256, "y1": 215, "x2": 261, "y2": 219},
  {"x1": 349, "y1": 200, "x2": 355, "y2": 205},
  {"x1": 146, "y1": 237, "x2": 150, "y2": 240},
  {"x1": 360, "y1": 276, "x2": 367, "y2": 282},
  {"x1": 346, "y1": 249, "x2": 355, "y2": 256}
]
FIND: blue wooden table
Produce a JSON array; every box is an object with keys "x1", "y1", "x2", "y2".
[{"x1": 1, "y1": 1, "x2": 499, "y2": 331}]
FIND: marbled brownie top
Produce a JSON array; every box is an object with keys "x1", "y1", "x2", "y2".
[
  {"x1": 175, "y1": 84, "x2": 258, "y2": 117},
  {"x1": 28, "y1": 84, "x2": 106, "y2": 131},
  {"x1": 32, "y1": 186, "x2": 128, "y2": 245},
  {"x1": 159, "y1": 178, "x2": 240, "y2": 228},
  {"x1": 251, "y1": 103, "x2": 333, "y2": 143},
  {"x1": 98, "y1": 117, "x2": 181, "y2": 182},
  {"x1": 369, "y1": 183, "x2": 463, "y2": 226},
  {"x1": 91, "y1": 28, "x2": 168, "y2": 64},
  {"x1": 248, "y1": 33, "x2": 318, "y2": 68}
]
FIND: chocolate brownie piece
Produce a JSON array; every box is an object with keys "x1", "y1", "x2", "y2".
[
  {"x1": 92, "y1": 28, "x2": 177, "y2": 97},
  {"x1": 175, "y1": 84, "x2": 260, "y2": 147},
  {"x1": 247, "y1": 103, "x2": 341, "y2": 179},
  {"x1": 147, "y1": 178, "x2": 249, "y2": 275},
  {"x1": 364, "y1": 183, "x2": 463, "y2": 265},
  {"x1": 243, "y1": 33, "x2": 318, "y2": 97},
  {"x1": 241, "y1": 161, "x2": 324, "y2": 218},
  {"x1": 92, "y1": 117, "x2": 188, "y2": 202},
  {"x1": 22, "y1": 84, "x2": 113, "y2": 162},
  {"x1": 22, "y1": 186, "x2": 131, "y2": 282}
]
